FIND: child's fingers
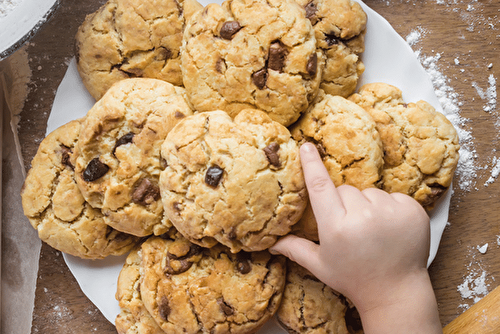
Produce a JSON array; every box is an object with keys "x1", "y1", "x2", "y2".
[
  {"x1": 300, "y1": 143, "x2": 346, "y2": 224},
  {"x1": 270, "y1": 234, "x2": 321, "y2": 271}
]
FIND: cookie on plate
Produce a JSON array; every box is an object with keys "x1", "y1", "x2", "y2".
[
  {"x1": 75, "y1": 0, "x2": 203, "y2": 100},
  {"x1": 160, "y1": 109, "x2": 307, "y2": 252},
  {"x1": 349, "y1": 83, "x2": 460, "y2": 209},
  {"x1": 115, "y1": 245, "x2": 164, "y2": 334},
  {"x1": 21, "y1": 119, "x2": 138, "y2": 259},
  {"x1": 181, "y1": 0, "x2": 322, "y2": 126},
  {"x1": 140, "y1": 236, "x2": 286, "y2": 334},
  {"x1": 74, "y1": 78, "x2": 194, "y2": 237},
  {"x1": 290, "y1": 93, "x2": 383, "y2": 241},
  {"x1": 295, "y1": 0, "x2": 367, "y2": 97},
  {"x1": 277, "y1": 261, "x2": 363, "y2": 334}
]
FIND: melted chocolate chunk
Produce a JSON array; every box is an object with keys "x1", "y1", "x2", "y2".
[
  {"x1": 421, "y1": 185, "x2": 447, "y2": 207},
  {"x1": 264, "y1": 142, "x2": 281, "y2": 168},
  {"x1": 306, "y1": 53, "x2": 318, "y2": 77},
  {"x1": 304, "y1": 1, "x2": 318, "y2": 23},
  {"x1": 165, "y1": 243, "x2": 202, "y2": 275},
  {"x1": 217, "y1": 297, "x2": 234, "y2": 316},
  {"x1": 236, "y1": 252, "x2": 252, "y2": 274},
  {"x1": 268, "y1": 42, "x2": 288, "y2": 72},
  {"x1": 220, "y1": 21, "x2": 242, "y2": 40},
  {"x1": 205, "y1": 165, "x2": 224, "y2": 187},
  {"x1": 83, "y1": 158, "x2": 109, "y2": 182},
  {"x1": 60, "y1": 145, "x2": 74, "y2": 169},
  {"x1": 156, "y1": 47, "x2": 172, "y2": 61},
  {"x1": 113, "y1": 132, "x2": 134, "y2": 155},
  {"x1": 158, "y1": 296, "x2": 171, "y2": 321},
  {"x1": 132, "y1": 178, "x2": 160, "y2": 206},
  {"x1": 252, "y1": 68, "x2": 268, "y2": 89},
  {"x1": 324, "y1": 32, "x2": 341, "y2": 47},
  {"x1": 174, "y1": 111, "x2": 185, "y2": 119},
  {"x1": 216, "y1": 58, "x2": 226, "y2": 73}
]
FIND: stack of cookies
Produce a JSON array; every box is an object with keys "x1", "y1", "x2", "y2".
[{"x1": 21, "y1": 0, "x2": 460, "y2": 333}]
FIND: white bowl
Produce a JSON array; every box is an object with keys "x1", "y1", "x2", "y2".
[{"x1": 0, "y1": 0, "x2": 60, "y2": 60}]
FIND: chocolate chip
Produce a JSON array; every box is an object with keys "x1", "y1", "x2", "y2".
[
  {"x1": 236, "y1": 252, "x2": 251, "y2": 274},
  {"x1": 306, "y1": 53, "x2": 318, "y2": 77},
  {"x1": 113, "y1": 132, "x2": 134, "y2": 155},
  {"x1": 263, "y1": 142, "x2": 281, "y2": 168},
  {"x1": 205, "y1": 165, "x2": 224, "y2": 187},
  {"x1": 268, "y1": 42, "x2": 288, "y2": 72},
  {"x1": 156, "y1": 47, "x2": 172, "y2": 61},
  {"x1": 83, "y1": 158, "x2": 109, "y2": 182},
  {"x1": 403, "y1": 103, "x2": 408, "y2": 108},
  {"x1": 228, "y1": 228, "x2": 237, "y2": 240},
  {"x1": 220, "y1": 21, "x2": 242, "y2": 40},
  {"x1": 215, "y1": 58, "x2": 226, "y2": 73},
  {"x1": 421, "y1": 185, "x2": 447, "y2": 207},
  {"x1": 132, "y1": 178, "x2": 160, "y2": 206},
  {"x1": 60, "y1": 145, "x2": 74, "y2": 169},
  {"x1": 217, "y1": 298, "x2": 234, "y2": 316},
  {"x1": 304, "y1": 1, "x2": 318, "y2": 24},
  {"x1": 324, "y1": 32, "x2": 340, "y2": 47},
  {"x1": 165, "y1": 259, "x2": 194, "y2": 275},
  {"x1": 174, "y1": 111, "x2": 185, "y2": 118},
  {"x1": 252, "y1": 68, "x2": 268, "y2": 89},
  {"x1": 158, "y1": 296, "x2": 171, "y2": 321}
]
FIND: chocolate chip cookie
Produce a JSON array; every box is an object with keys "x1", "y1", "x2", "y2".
[
  {"x1": 295, "y1": 0, "x2": 367, "y2": 97},
  {"x1": 349, "y1": 83, "x2": 460, "y2": 209},
  {"x1": 277, "y1": 261, "x2": 363, "y2": 334},
  {"x1": 21, "y1": 119, "x2": 139, "y2": 259},
  {"x1": 160, "y1": 109, "x2": 307, "y2": 252},
  {"x1": 140, "y1": 236, "x2": 286, "y2": 333},
  {"x1": 74, "y1": 78, "x2": 194, "y2": 237},
  {"x1": 75, "y1": 0, "x2": 203, "y2": 100},
  {"x1": 290, "y1": 92, "x2": 383, "y2": 241},
  {"x1": 115, "y1": 245, "x2": 164, "y2": 334},
  {"x1": 181, "y1": 0, "x2": 322, "y2": 126}
]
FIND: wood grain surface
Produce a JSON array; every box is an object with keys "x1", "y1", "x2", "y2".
[{"x1": 10, "y1": 0, "x2": 500, "y2": 332}]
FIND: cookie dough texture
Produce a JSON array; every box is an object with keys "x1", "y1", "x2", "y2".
[
  {"x1": 75, "y1": 0, "x2": 203, "y2": 100},
  {"x1": 181, "y1": 0, "x2": 322, "y2": 126},
  {"x1": 140, "y1": 236, "x2": 286, "y2": 334},
  {"x1": 349, "y1": 83, "x2": 460, "y2": 209},
  {"x1": 21, "y1": 119, "x2": 138, "y2": 259},
  {"x1": 277, "y1": 261, "x2": 363, "y2": 334},
  {"x1": 115, "y1": 246, "x2": 164, "y2": 334},
  {"x1": 160, "y1": 109, "x2": 307, "y2": 252},
  {"x1": 295, "y1": 0, "x2": 367, "y2": 97},
  {"x1": 290, "y1": 93, "x2": 383, "y2": 241},
  {"x1": 74, "y1": 78, "x2": 194, "y2": 237}
]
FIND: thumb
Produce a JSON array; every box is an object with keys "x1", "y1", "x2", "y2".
[{"x1": 270, "y1": 235, "x2": 321, "y2": 271}]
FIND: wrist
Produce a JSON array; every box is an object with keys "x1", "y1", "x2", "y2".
[{"x1": 353, "y1": 269, "x2": 442, "y2": 334}]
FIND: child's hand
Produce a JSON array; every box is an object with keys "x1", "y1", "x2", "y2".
[{"x1": 271, "y1": 143, "x2": 442, "y2": 333}]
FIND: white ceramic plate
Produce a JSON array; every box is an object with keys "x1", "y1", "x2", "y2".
[
  {"x1": 0, "y1": 0, "x2": 60, "y2": 60},
  {"x1": 47, "y1": 0, "x2": 451, "y2": 330}
]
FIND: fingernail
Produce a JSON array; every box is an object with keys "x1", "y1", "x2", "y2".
[
  {"x1": 300, "y1": 142, "x2": 315, "y2": 153},
  {"x1": 269, "y1": 248, "x2": 280, "y2": 255}
]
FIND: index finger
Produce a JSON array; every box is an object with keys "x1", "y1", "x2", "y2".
[{"x1": 300, "y1": 143, "x2": 346, "y2": 223}]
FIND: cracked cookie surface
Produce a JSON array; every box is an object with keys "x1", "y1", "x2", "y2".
[
  {"x1": 160, "y1": 109, "x2": 307, "y2": 252},
  {"x1": 277, "y1": 261, "x2": 363, "y2": 334},
  {"x1": 21, "y1": 119, "x2": 138, "y2": 259},
  {"x1": 115, "y1": 245, "x2": 164, "y2": 334},
  {"x1": 74, "y1": 78, "x2": 194, "y2": 237},
  {"x1": 290, "y1": 93, "x2": 383, "y2": 241},
  {"x1": 75, "y1": 0, "x2": 203, "y2": 100},
  {"x1": 349, "y1": 83, "x2": 460, "y2": 209},
  {"x1": 295, "y1": 0, "x2": 367, "y2": 97},
  {"x1": 140, "y1": 236, "x2": 286, "y2": 334},
  {"x1": 181, "y1": 0, "x2": 322, "y2": 127}
]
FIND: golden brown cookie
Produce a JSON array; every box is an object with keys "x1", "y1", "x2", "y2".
[
  {"x1": 115, "y1": 245, "x2": 164, "y2": 334},
  {"x1": 160, "y1": 109, "x2": 307, "y2": 252},
  {"x1": 277, "y1": 261, "x2": 363, "y2": 334},
  {"x1": 75, "y1": 0, "x2": 203, "y2": 100},
  {"x1": 21, "y1": 119, "x2": 138, "y2": 259},
  {"x1": 140, "y1": 236, "x2": 286, "y2": 333},
  {"x1": 349, "y1": 83, "x2": 460, "y2": 209},
  {"x1": 181, "y1": 0, "x2": 322, "y2": 126},
  {"x1": 290, "y1": 93, "x2": 383, "y2": 241},
  {"x1": 74, "y1": 78, "x2": 194, "y2": 237},
  {"x1": 295, "y1": 0, "x2": 367, "y2": 97}
]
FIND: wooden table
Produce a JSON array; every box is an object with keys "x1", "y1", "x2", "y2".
[{"x1": 12, "y1": 0, "x2": 500, "y2": 332}]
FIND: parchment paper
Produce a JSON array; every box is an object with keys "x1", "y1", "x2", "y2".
[
  {"x1": 45, "y1": 0, "x2": 452, "y2": 330},
  {"x1": 1, "y1": 46, "x2": 41, "y2": 334}
]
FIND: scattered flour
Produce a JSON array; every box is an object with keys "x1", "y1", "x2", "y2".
[
  {"x1": 0, "y1": 0, "x2": 23, "y2": 17},
  {"x1": 457, "y1": 246, "x2": 493, "y2": 309},
  {"x1": 472, "y1": 74, "x2": 497, "y2": 113},
  {"x1": 484, "y1": 156, "x2": 500, "y2": 186}
]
